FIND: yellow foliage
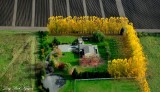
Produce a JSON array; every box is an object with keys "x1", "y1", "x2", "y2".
[
  {"x1": 108, "y1": 25, "x2": 150, "y2": 92},
  {"x1": 47, "y1": 16, "x2": 129, "y2": 35}
]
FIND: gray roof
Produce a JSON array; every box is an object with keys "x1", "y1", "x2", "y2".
[
  {"x1": 79, "y1": 44, "x2": 92, "y2": 49},
  {"x1": 83, "y1": 46, "x2": 95, "y2": 54},
  {"x1": 79, "y1": 44, "x2": 98, "y2": 55}
]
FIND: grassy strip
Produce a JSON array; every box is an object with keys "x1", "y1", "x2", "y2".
[
  {"x1": 140, "y1": 36, "x2": 160, "y2": 92},
  {"x1": 59, "y1": 79, "x2": 140, "y2": 92},
  {"x1": 75, "y1": 79, "x2": 140, "y2": 92}
]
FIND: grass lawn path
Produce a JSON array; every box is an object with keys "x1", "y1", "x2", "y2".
[{"x1": 140, "y1": 36, "x2": 160, "y2": 92}]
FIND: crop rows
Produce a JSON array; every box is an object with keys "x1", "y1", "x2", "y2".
[
  {"x1": 102, "y1": 0, "x2": 119, "y2": 17},
  {"x1": 70, "y1": 0, "x2": 84, "y2": 17},
  {"x1": 35, "y1": 0, "x2": 50, "y2": 27},
  {"x1": 0, "y1": 0, "x2": 14, "y2": 26},
  {"x1": 16, "y1": 0, "x2": 32, "y2": 26},
  {"x1": 1, "y1": 0, "x2": 160, "y2": 29},
  {"x1": 86, "y1": 0, "x2": 102, "y2": 17},
  {"x1": 122, "y1": 0, "x2": 160, "y2": 29},
  {"x1": 52, "y1": 0, "x2": 67, "y2": 17}
]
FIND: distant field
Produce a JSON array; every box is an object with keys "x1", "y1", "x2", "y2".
[
  {"x1": 0, "y1": 32, "x2": 37, "y2": 91},
  {"x1": 140, "y1": 36, "x2": 160, "y2": 92},
  {"x1": 122, "y1": 0, "x2": 160, "y2": 29},
  {"x1": 59, "y1": 79, "x2": 140, "y2": 92}
]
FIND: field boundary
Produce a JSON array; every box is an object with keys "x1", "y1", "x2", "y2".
[
  {"x1": 115, "y1": 0, "x2": 126, "y2": 17},
  {"x1": 12, "y1": 0, "x2": 18, "y2": 26},
  {"x1": 75, "y1": 77, "x2": 135, "y2": 81},
  {"x1": 30, "y1": 36, "x2": 36, "y2": 91},
  {"x1": 0, "y1": 26, "x2": 47, "y2": 31},
  {"x1": 1, "y1": 26, "x2": 160, "y2": 33}
]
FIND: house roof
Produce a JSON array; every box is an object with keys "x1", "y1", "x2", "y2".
[
  {"x1": 79, "y1": 44, "x2": 98, "y2": 55},
  {"x1": 83, "y1": 46, "x2": 95, "y2": 54}
]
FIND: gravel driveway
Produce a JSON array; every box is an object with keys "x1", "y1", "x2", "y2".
[{"x1": 42, "y1": 75, "x2": 66, "y2": 92}]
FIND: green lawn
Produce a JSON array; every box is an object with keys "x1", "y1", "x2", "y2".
[
  {"x1": 59, "y1": 79, "x2": 140, "y2": 92},
  {"x1": 140, "y1": 36, "x2": 160, "y2": 92},
  {"x1": 59, "y1": 52, "x2": 79, "y2": 66},
  {"x1": 75, "y1": 79, "x2": 140, "y2": 92},
  {"x1": 47, "y1": 36, "x2": 77, "y2": 44},
  {"x1": 58, "y1": 80, "x2": 74, "y2": 92}
]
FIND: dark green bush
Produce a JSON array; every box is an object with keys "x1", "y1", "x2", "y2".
[{"x1": 92, "y1": 31, "x2": 106, "y2": 42}]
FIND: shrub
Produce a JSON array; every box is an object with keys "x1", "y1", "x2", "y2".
[
  {"x1": 72, "y1": 71, "x2": 111, "y2": 79},
  {"x1": 92, "y1": 31, "x2": 106, "y2": 42},
  {"x1": 58, "y1": 62, "x2": 65, "y2": 70},
  {"x1": 72, "y1": 68, "x2": 79, "y2": 79},
  {"x1": 53, "y1": 37, "x2": 60, "y2": 45},
  {"x1": 53, "y1": 47, "x2": 62, "y2": 57}
]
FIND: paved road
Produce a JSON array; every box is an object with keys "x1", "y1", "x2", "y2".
[
  {"x1": 0, "y1": 26, "x2": 47, "y2": 31},
  {"x1": 0, "y1": 26, "x2": 160, "y2": 33},
  {"x1": 135, "y1": 29, "x2": 160, "y2": 33}
]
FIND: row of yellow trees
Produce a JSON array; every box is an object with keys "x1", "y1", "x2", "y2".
[
  {"x1": 47, "y1": 16, "x2": 130, "y2": 34},
  {"x1": 108, "y1": 25, "x2": 150, "y2": 92}
]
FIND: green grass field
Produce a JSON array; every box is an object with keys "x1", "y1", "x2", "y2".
[
  {"x1": 0, "y1": 32, "x2": 37, "y2": 91},
  {"x1": 0, "y1": 33, "x2": 31, "y2": 75},
  {"x1": 59, "y1": 79, "x2": 140, "y2": 92},
  {"x1": 140, "y1": 36, "x2": 160, "y2": 92}
]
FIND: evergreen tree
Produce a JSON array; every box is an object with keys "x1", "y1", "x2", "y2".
[{"x1": 72, "y1": 68, "x2": 78, "y2": 79}]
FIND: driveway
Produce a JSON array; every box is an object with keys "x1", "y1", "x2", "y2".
[
  {"x1": 58, "y1": 45, "x2": 78, "y2": 52},
  {"x1": 42, "y1": 75, "x2": 66, "y2": 92}
]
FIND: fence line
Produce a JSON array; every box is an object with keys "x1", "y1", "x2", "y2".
[{"x1": 75, "y1": 77, "x2": 135, "y2": 81}]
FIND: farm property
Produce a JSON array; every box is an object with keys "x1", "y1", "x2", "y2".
[
  {"x1": 0, "y1": 0, "x2": 160, "y2": 91},
  {"x1": 42, "y1": 16, "x2": 151, "y2": 92}
]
